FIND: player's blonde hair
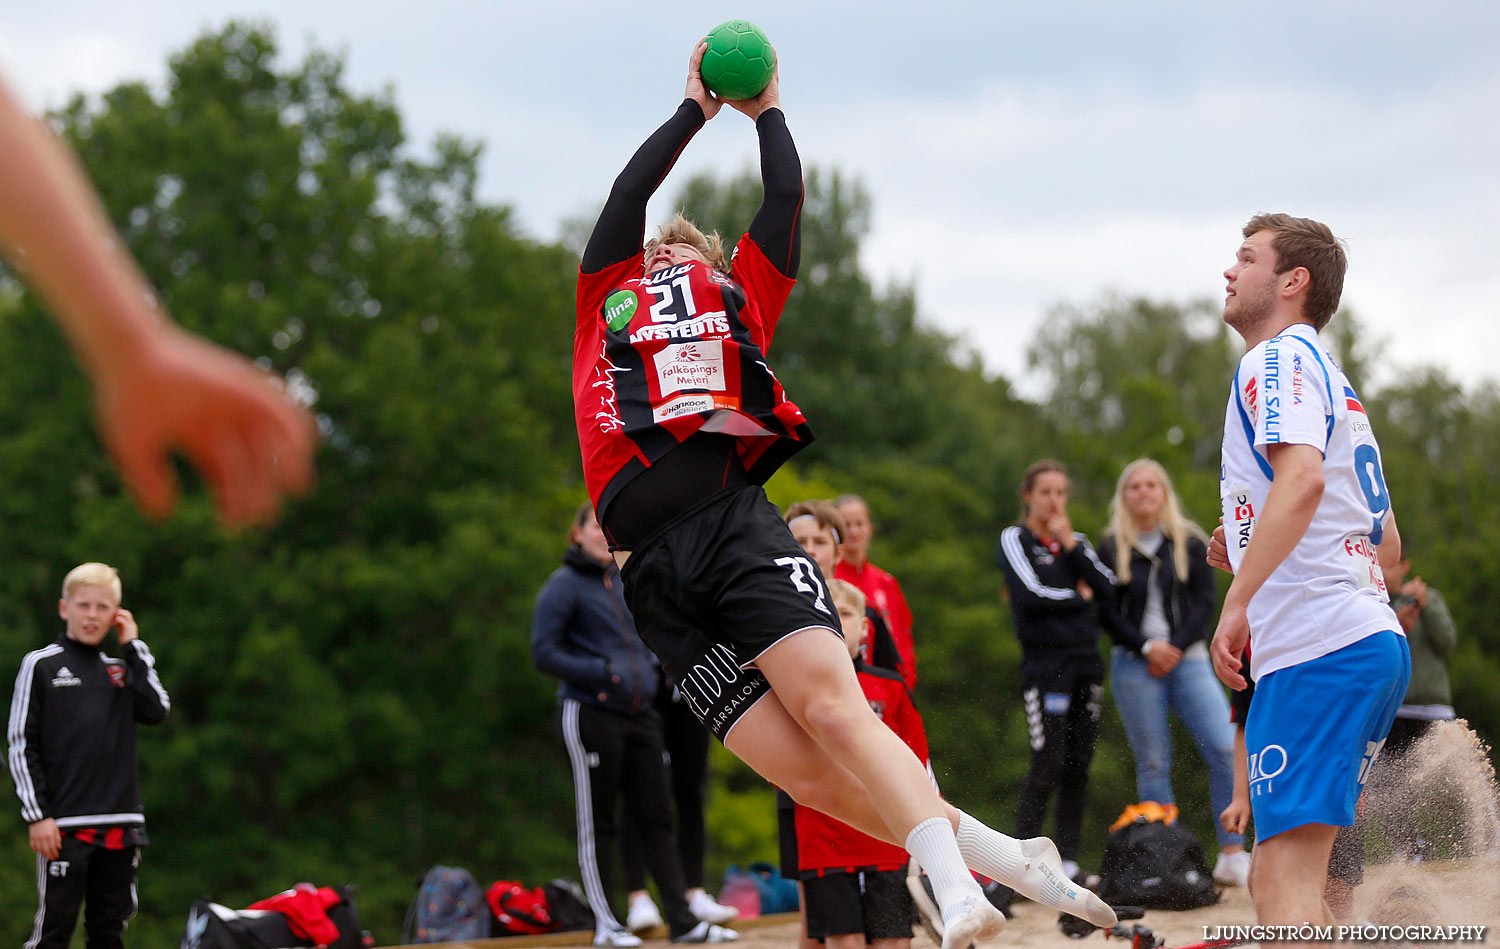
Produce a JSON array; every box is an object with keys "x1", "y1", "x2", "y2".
[
  {"x1": 1105, "y1": 458, "x2": 1206, "y2": 584},
  {"x1": 61, "y1": 562, "x2": 122, "y2": 602},
  {"x1": 643, "y1": 213, "x2": 728, "y2": 273},
  {"x1": 829, "y1": 579, "x2": 866, "y2": 614}
]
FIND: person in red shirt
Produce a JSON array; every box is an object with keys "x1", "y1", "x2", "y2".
[
  {"x1": 574, "y1": 42, "x2": 1113, "y2": 948},
  {"x1": 835, "y1": 494, "x2": 917, "y2": 690},
  {"x1": 786, "y1": 501, "x2": 902, "y2": 678},
  {"x1": 779, "y1": 499, "x2": 904, "y2": 949},
  {"x1": 796, "y1": 580, "x2": 926, "y2": 949}
]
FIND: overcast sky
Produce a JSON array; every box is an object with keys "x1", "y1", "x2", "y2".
[{"x1": 5, "y1": 2, "x2": 1497, "y2": 393}]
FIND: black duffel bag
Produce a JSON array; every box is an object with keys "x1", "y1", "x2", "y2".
[
  {"x1": 1097, "y1": 815, "x2": 1220, "y2": 910},
  {"x1": 180, "y1": 886, "x2": 361, "y2": 949}
]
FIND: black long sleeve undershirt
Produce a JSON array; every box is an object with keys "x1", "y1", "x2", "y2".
[
  {"x1": 582, "y1": 100, "x2": 705, "y2": 274},
  {"x1": 581, "y1": 100, "x2": 803, "y2": 279},
  {"x1": 747, "y1": 108, "x2": 802, "y2": 278}
]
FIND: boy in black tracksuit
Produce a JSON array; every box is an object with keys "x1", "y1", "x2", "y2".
[
  {"x1": 532, "y1": 506, "x2": 731, "y2": 946},
  {"x1": 7, "y1": 562, "x2": 170, "y2": 949}
]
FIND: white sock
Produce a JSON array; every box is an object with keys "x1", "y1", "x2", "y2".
[
  {"x1": 905, "y1": 817, "x2": 984, "y2": 924},
  {"x1": 955, "y1": 810, "x2": 1116, "y2": 928},
  {"x1": 954, "y1": 810, "x2": 1028, "y2": 882}
]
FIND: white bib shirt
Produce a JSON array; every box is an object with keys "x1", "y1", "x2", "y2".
[{"x1": 1219, "y1": 323, "x2": 1401, "y2": 680}]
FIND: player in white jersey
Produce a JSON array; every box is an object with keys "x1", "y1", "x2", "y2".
[{"x1": 1208, "y1": 213, "x2": 1410, "y2": 932}]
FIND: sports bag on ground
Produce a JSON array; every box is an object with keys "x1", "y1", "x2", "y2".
[
  {"x1": 486, "y1": 880, "x2": 555, "y2": 936},
  {"x1": 181, "y1": 886, "x2": 361, "y2": 949},
  {"x1": 542, "y1": 879, "x2": 595, "y2": 932},
  {"x1": 403, "y1": 865, "x2": 491, "y2": 943},
  {"x1": 718, "y1": 866, "x2": 762, "y2": 920},
  {"x1": 1097, "y1": 803, "x2": 1219, "y2": 910},
  {"x1": 736, "y1": 861, "x2": 798, "y2": 914}
]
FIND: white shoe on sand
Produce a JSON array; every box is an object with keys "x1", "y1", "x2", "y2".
[
  {"x1": 687, "y1": 891, "x2": 739, "y2": 925},
  {"x1": 626, "y1": 894, "x2": 664, "y2": 932},
  {"x1": 1213, "y1": 850, "x2": 1252, "y2": 887},
  {"x1": 672, "y1": 922, "x2": 738, "y2": 943}
]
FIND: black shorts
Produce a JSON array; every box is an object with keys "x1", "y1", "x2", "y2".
[
  {"x1": 777, "y1": 793, "x2": 799, "y2": 879},
  {"x1": 803, "y1": 869, "x2": 912, "y2": 941},
  {"x1": 620, "y1": 485, "x2": 841, "y2": 742}
]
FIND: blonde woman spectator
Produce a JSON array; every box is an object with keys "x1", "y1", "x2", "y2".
[{"x1": 1095, "y1": 459, "x2": 1247, "y2": 885}]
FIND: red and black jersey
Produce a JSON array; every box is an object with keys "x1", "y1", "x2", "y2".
[
  {"x1": 574, "y1": 100, "x2": 807, "y2": 523},
  {"x1": 795, "y1": 662, "x2": 931, "y2": 874},
  {"x1": 574, "y1": 236, "x2": 812, "y2": 514},
  {"x1": 837, "y1": 560, "x2": 918, "y2": 690}
]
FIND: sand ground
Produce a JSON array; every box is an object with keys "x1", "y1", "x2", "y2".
[
  {"x1": 389, "y1": 858, "x2": 1500, "y2": 948},
  {"x1": 720, "y1": 885, "x2": 1255, "y2": 949},
  {"x1": 653, "y1": 858, "x2": 1500, "y2": 949}
]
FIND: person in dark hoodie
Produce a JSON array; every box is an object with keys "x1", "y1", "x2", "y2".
[{"x1": 532, "y1": 504, "x2": 737, "y2": 947}]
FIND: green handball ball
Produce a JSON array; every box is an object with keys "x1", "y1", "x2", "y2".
[{"x1": 700, "y1": 20, "x2": 776, "y2": 101}]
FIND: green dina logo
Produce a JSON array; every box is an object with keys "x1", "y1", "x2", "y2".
[{"x1": 604, "y1": 290, "x2": 638, "y2": 331}]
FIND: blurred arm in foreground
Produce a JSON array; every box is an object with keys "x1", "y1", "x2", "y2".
[{"x1": 0, "y1": 77, "x2": 314, "y2": 526}]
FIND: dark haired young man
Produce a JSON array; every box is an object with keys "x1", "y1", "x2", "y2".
[{"x1": 1209, "y1": 213, "x2": 1410, "y2": 932}]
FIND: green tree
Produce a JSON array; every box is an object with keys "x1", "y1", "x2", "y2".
[{"x1": 0, "y1": 23, "x2": 581, "y2": 942}]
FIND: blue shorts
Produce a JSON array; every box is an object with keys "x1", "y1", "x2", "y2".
[{"x1": 1246, "y1": 631, "x2": 1410, "y2": 841}]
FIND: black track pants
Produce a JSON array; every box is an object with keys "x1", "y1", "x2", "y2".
[
  {"x1": 560, "y1": 699, "x2": 696, "y2": 936},
  {"x1": 25, "y1": 838, "x2": 138, "y2": 949},
  {"x1": 1015, "y1": 670, "x2": 1104, "y2": 861},
  {"x1": 623, "y1": 689, "x2": 710, "y2": 892}
]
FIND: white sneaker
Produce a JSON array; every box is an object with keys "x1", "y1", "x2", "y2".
[
  {"x1": 595, "y1": 928, "x2": 644, "y2": 948},
  {"x1": 940, "y1": 896, "x2": 1006, "y2": 949},
  {"x1": 627, "y1": 895, "x2": 664, "y2": 931},
  {"x1": 687, "y1": 891, "x2": 739, "y2": 925},
  {"x1": 672, "y1": 921, "x2": 738, "y2": 943},
  {"x1": 1213, "y1": 850, "x2": 1252, "y2": 887},
  {"x1": 1011, "y1": 838, "x2": 1117, "y2": 929}
]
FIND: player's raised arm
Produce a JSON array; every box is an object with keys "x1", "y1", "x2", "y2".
[
  {"x1": 0, "y1": 77, "x2": 314, "y2": 527},
  {"x1": 733, "y1": 60, "x2": 802, "y2": 281},
  {"x1": 581, "y1": 42, "x2": 722, "y2": 275}
]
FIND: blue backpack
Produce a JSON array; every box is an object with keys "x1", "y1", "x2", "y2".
[
  {"x1": 723, "y1": 861, "x2": 799, "y2": 915},
  {"x1": 404, "y1": 866, "x2": 491, "y2": 943}
]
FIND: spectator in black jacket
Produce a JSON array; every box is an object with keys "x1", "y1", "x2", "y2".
[
  {"x1": 532, "y1": 504, "x2": 737, "y2": 947},
  {"x1": 996, "y1": 460, "x2": 1146, "y2": 880},
  {"x1": 7, "y1": 562, "x2": 170, "y2": 949},
  {"x1": 1095, "y1": 458, "x2": 1247, "y2": 886}
]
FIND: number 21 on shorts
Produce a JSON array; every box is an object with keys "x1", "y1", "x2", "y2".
[{"x1": 774, "y1": 555, "x2": 831, "y2": 615}]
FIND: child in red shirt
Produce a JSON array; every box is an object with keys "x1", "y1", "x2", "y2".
[{"x1": 795, "y1": 580, "x2": 929, "y2": 949}]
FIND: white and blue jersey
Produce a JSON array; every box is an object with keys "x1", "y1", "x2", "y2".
[{"x1": 1219, "y1": 322, "x2": 1401, "y2": 681}]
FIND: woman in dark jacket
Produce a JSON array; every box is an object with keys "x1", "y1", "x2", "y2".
[
  {"x1": 532, "y1": 504, "x2": 736, "y2": 946},
  {"x1": 995, "y1": 460, "x2": 1149, "y2": 880},
  {"x1": 1095, "y1": 459, "x2": 1248, "y2": 886}
]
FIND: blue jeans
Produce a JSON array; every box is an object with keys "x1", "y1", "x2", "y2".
[{"x1": 1110, "y1": 648, "x2": 1243, "y2": 849}]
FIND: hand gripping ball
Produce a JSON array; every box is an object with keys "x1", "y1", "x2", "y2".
[{"x1": 700, "y1": 20, "x2": 776, "y2": 101}]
